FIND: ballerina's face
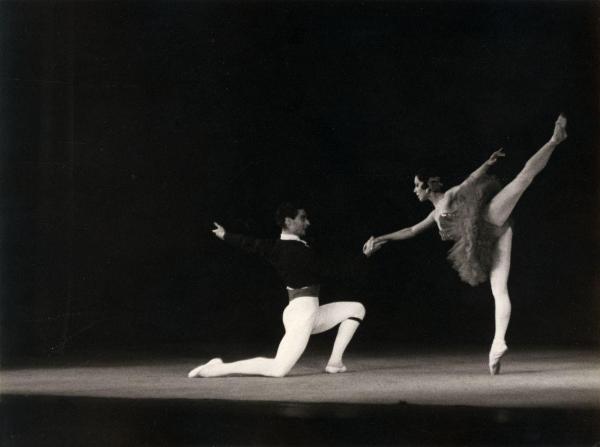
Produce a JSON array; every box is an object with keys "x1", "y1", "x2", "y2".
[{"x1": 413, "y1": 176, "x2": 429, "y2": 202}]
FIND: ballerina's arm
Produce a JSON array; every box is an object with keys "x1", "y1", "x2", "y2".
[
  {"x1": 363, "y1": 211, "x2": 436, "y2": 256},
  {"x1": 374, "y1": 211, "x2": 435, "y2": 242},
  {"x1": 455, "y1": 148, "x2": 505, "y2": 192}
]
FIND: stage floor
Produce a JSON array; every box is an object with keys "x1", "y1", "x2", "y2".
[
  {"x1": 2, "y1": 346, "x2": 600, "y2": 446},
  {"x1": 2, "y1": 347, "x2": 599, "y2": 408}
]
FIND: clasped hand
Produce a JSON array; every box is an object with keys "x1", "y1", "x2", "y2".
[{"x1": 362, "y1": 236, "x2": 386, "y2": 257}]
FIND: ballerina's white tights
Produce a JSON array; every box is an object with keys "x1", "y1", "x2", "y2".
[{"x1": 485, "y1": 116, "x2": 566, "y2": 357}]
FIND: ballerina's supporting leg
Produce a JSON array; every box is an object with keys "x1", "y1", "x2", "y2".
[
  {"x1": 485, "y1": 115, "x2": 567, "y2": 227},
  {"x1": 488, "y1": 227, "x2": 513, "y2": 375}
]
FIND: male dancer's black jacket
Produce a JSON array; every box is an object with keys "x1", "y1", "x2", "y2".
[{"x1": 223, "y1": 234, "x2": 320, "y2": 289}]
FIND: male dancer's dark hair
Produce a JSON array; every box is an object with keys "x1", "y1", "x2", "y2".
[{"x1": 275, "y1": 202, "x2": 302, "y2": 228}]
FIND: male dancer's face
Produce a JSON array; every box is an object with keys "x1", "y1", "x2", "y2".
[{"x1": 285, "y1": 209, "x2": 310, "y2": 237}]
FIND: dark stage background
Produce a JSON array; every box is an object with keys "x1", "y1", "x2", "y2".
[{"x1": 1, "y1": 1, "x2": 598, "y2": 360}]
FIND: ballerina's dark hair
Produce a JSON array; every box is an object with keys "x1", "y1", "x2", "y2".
[{"x1": 415, "y1": 170, "x2": 444, "y2": 192}]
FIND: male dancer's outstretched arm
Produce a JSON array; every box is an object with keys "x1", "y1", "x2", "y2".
[{"x1": 213, "y1": 222, "x2": 276, "y2": 259}]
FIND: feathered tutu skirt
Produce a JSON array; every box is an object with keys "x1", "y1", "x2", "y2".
[{"x1": 438, "y1": 175, "x2": 511, "y2": 286}]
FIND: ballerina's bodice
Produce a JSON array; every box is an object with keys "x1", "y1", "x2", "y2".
[
  {"x1": 431, "y1": 190, "x2": 461, "y2": 241},
  {"x1": 438, "y1": 211, "x2": 458, "y2": 241}
]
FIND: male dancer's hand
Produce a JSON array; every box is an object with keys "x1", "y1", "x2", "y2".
[
  {"x1": 212, "y1": 222, "x2": 226, "y2": 240},
  {"x1": 362, "y1": 237, "x2": 373, "y2": 256}
]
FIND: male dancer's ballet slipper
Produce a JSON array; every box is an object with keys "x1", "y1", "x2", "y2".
[
  {"x1": 488, "y1": 343, "x2": 508, "y2": 376},
  {"x1": 325, "y1": 364, "x2": 347, "y2": 374},
  {"x1": 187, "y1": 358, "x2": 223, "y2": 378}
]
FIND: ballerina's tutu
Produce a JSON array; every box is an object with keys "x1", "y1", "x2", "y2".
[{"x1": 439, "y1": 175, "x2": 511, "y2": 286}]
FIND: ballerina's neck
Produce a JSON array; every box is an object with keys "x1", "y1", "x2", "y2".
[{"x1": 429, "y1": 191, "x2": 446, "y2": 207}]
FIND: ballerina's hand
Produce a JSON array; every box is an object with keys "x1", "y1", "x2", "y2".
[
  {"x1": 372, "y1": 239, "x2": 387, "y2": 250},
  {"x1": 212, "y1": 222, "x2": 226, "y2": 240},
  {"x1": 363, "y1": 237, "x2": 386, "y2": 257},
  {"x1": 486, "y1": 148, "x2": 506, "y2": 166}
]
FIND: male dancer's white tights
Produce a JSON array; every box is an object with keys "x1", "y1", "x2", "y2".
[{"x1": 191, "y1": 296, "x2": 365, "y2": 378}]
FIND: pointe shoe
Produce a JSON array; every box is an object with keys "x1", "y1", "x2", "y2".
[
  {"x1": 187, "y1": 358, "x2": 223, "y2": 378},
  {"x1": 488, "y1": 344, "x2": 508, "y2": 376},
  {"x1": 551, "y1": 114, "x2": 568, "y2": 144},
  {"x1": 325, "y1": 363, "x2": 347, "y2": 374}
]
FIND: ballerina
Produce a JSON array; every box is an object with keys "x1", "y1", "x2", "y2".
[{"x1": 363, "y1": 115, "x2": 568, "y2": 375}]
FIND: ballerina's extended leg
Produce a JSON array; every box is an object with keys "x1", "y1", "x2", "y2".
[
  {"x1": 484, "y1": 115, "x2": 566, "y2": 375},
  {"x1": 486, "y1": 115, "x2": 567, "y2": 227}
]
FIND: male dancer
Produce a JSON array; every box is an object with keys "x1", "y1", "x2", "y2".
[{"x1": 188, "y1": 202, "x2": 366, "y2": 378}]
